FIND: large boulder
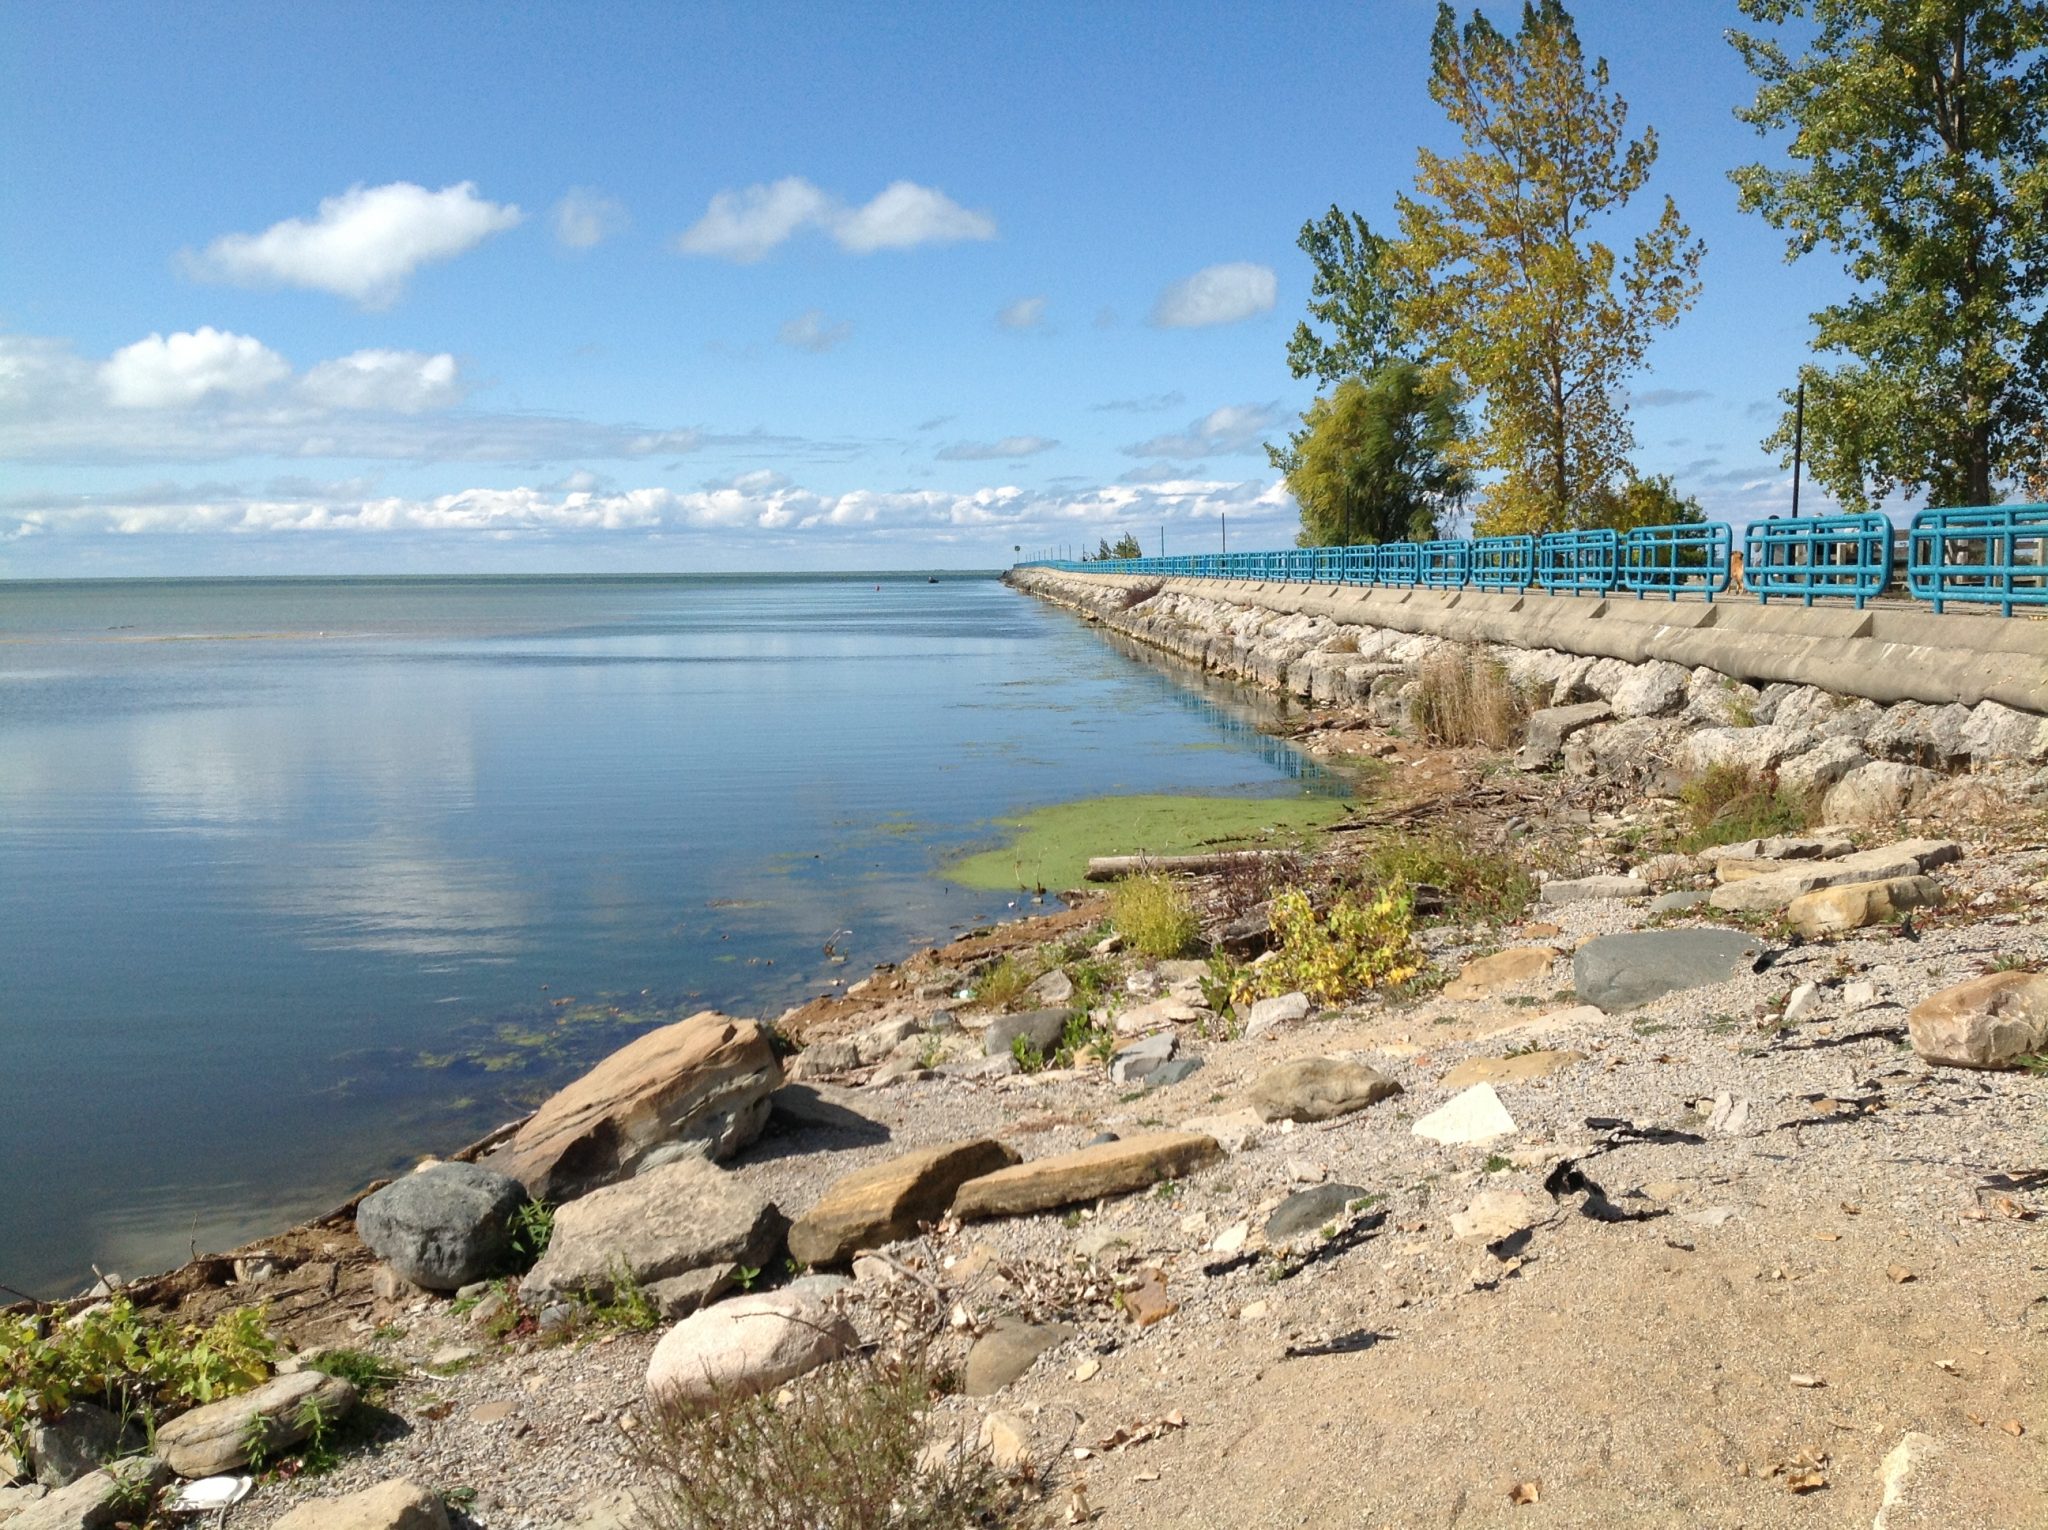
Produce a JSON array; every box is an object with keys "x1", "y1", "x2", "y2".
[
  {"x1": 645, "y1": 1289, "x2": 855, "y2": 1404},
  {"x1": 1245, "y1": 1058, "x2": 1402, "y2": 1122},
  {"x1": 982, "y1": 1008, "x2": 1068, "y2": 1059},
  {"x1": 26, "y1": 1404, "x2": 137, "y2": 1489},
  {"x1": 787, "y1": 1139, "x2": 1019, "y2": 1267},
  {"x1": 1514, "y1": 701, "x2": 1611, "y2": 771},
  {"x1": 485, "y1": 1012, "x2": 781, "y2": 1202},
  {"x1": 153, "y1": 1372, "x2": 356, "y2": 1479},
  {"x1": 354, "y1": 1162, "x2": 528, "y2": 1291},
  {"x1": 521, "y1": 1156, "x2": 787, "y2": 1307},
  {"x1": 951, "y1": 1132, "x2": 1223, "y2": 1220},
  {"x1": 271, "y1": 1481, "x2": 449, "y2": 1530},
  {"x1": 1609, "y1": 661, "x2": 1690, "y2": 720},
  {"x1": 1822, "y1": 762, "x2": 1941, "y2": 825},
  {"x1": 1908, "y1": 972, "x2": 2048, "y2": 1070},
  {"x1": 1574, "y1": 929, "x2": 1763, "y2": 1013}
]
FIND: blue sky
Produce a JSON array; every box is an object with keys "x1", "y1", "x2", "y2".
[{"x1": 0, "y1": 0, "x2": 1850, "y2": 577}]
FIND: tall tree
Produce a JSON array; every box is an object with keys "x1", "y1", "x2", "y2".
[
  {"x1": 1730, "y1": 1, "x2": 2048, "y2": 509},
  {"x1": 1390, "y1": 1, "x2": 1704, "y2": 533},
  {"x1": 1284, "y1": 206, "x2": 1404, "y2": 388},
  {"x1": 1286, "y1": 362, "x2": 1471, "y2": 546},
  {"x1": 1268, "y1": 207, "x2": 1409, "y2": 485}
]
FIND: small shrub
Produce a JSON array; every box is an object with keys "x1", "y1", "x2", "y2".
[
  {"x1": 1009, "y1": 1035, "x2": 1045, "y2": 1072},
  {"x1": 630, "y1": 1350, "x2": 1012, "y2": 1530},
  {"x1": 1411, "y1": 648, "x2": 1528, "y2": 750},
  {"x1": 1676, "y1": 765, "x2": 1818, "y2": 851},
  {"x1": 1239, "y1": 887, "x2": 1421, "y2": 1005},
  {"x1": 971, "y1": 954, "x2": 1034, "y2": 1010},
  {"x1": 0, "y1": 1299, "x2": 275, "y2": 1454},
  {"x1": 1211, "y1": 848, "x2": 1304, "y2": 921},
  {"x1": 507, "y1": 1200, "x2": 555, "y2": 1268},
  {"x1": 1361, "y1": 829, "x2": 1536, "y2": 924},
  {"x1": 1109, "y1": 874, "x2": 1199, "y2": 958}
]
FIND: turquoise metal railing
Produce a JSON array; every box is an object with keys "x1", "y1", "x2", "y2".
[
  {"x1": 1622, "y1": 521, "x2": 1732, "y2": 602},
  {"x1": 1908, "y1": 505, "x2": 2048, "y2": 616},
  {"x1": 1019, "y1": 507, "x2": 2045, "y2": 617},
  {"x1": 1743, "y1": 513, "x2": 1892, "y2": 608},
  {"x1": 1470, "y1": 534, "x2": 1538, "y2": 592},
  {"x1": 1536, "y1": 529, "x2": 1620, "y2": 595}
]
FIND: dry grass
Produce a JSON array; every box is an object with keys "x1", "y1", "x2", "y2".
[
  {"x1": 629, "y1": 1350, "x2": 1016, "y2": 1530},
  {"x1": 1676, "y1": 765, "x2": 1820, "y2": 851},
  {"x1": 1410, "y1": 647, "x2": 1528, "y2": 750},
  {"x1": 970, "y1": 954, "x2": 1036, "y2": 1010}
]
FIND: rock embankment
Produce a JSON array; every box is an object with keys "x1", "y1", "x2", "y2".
[{"x1": 1007, "y1": 567, "x2": 2048, "y2": 813}]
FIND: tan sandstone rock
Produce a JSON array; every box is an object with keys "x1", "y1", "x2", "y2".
[
  {"x1": 271, "y1": 1481, "x2": 449, "y2": 1530},
  {"x1": 1908, "y1": 971, "x2": 2048, "y2": 1070},
  {"x1": 154, "y1": 1372, "x2": 356, "y2": 1478},
  {"x1": 788, "y1": 1138, "x2": 1020, "y2": 1267},
  {"x1": 951, "y1": 1132, "x2": 1222, "y2": 1220},
  {"x1": 1707, "y1": 840, "x2": 1960, "y2": 913},
  {"x1": 1784, "y1": 875, "x2": 1942, "y2": 938},
  {"x1": 1443, "y1": 947, "x2": 1557, "y2": 1001},
  {"x1": 485, "y1": 1011, "x2": 781, "y2": 1202},
  {"x1": 1442, "y1": 1049, "x2": 1583, "y2": 1088}
]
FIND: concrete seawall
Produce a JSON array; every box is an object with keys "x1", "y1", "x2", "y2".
[{"x1": 1009, "y1": 568, "x2": 2048, "y2": 715}]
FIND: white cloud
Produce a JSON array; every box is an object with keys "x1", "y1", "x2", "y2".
[
  {"x1": 997, "y1": 295, "x2": 1047, "y2": 331},
  {"x1": 186, "y1": 181, "x2": 523, "y2": 308},
  {"x1": 1150, "y1": 262, "x2": 1277, "y2": 329},
  {"x1": 2, "y1": 332, "x2": 869, "y2": 466},
  {"x1": 834, "y1": 181, "x2": 995, "y2": 253},
  {"x1": 100, "y1": 328, "x2": 291, "y2": 408},
  {"x1": 1124, "y1": 401, "x2": 1282, "y2": 458},
  {"x1": 552, "y1": 187, "x2": 629, "y2": 249},
  {"x1": 674, "y1": 177, "x2": 994, "y2": 262},
  {"x1": 936, "y1": 436, "x2": 1058, "y2": 461},
  {"x1": 673, "y1": 177, "x2": 836, "y2": 262},
  {"x1": 778, "y1": 309, "x2": 853, "y2": 353},
  {"x1": 3, "y1": 473, "x2": 1292, "y2": 544},
  {"x1": 299, "y1": 350, "x2": 466, "y2": 412}
]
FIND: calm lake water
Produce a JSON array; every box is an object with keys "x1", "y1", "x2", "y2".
[{"x1": 0, "y1": 573, "x2": 1336, "y2": 1298}]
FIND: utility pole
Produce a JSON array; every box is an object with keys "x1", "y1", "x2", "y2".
[
  {"x1": 1221, "y1": 513, "x2": 1227, "y2": 554},
  {"x1": 1160, "y1": 525, "x2": 1165, "y2": 558},
  {"x1": 1791, "y1": 380, "x2": 1805, "y2": 519}
]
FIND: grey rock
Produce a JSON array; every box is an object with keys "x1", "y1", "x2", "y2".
[
  {"x1": 1823, "y1": 762, "x2": 1941, "y2": 825},
  {"x1": 1573, "y1": 929, "x2": 1764, "y2": 1013},
  {"x1": 1246, "y1": 1057, "x2": 1402, "y2": 1123},
  {"x1": 940, "y1": 1052, "x2": 1018, "y2": 1081},
  {"x1": 521, "y1": 1155, "x2": 786, "y2": 1307},
  {"x1": 1650, "y1": 889, "x2": 1710, "y2": 913},
  {"x1": 26, "y1": 1406, "x2": 136, "y2": 1490},
  {"x1": 1242, "y1": 990, "x2": 1311, "y2": 1039},
  {"x1": 1682, "y1": 724, "x2": 1818, "y2": 777},
  {"x1": 270, "y1": 1480, "x2": 450, "y2": 1530},
  {"x1": 1024, "y1": 969, "x2": 1074, "y2": 1006},
  {"x1": 1778, "y1": 739, "x2": 1871, "y2": 797},
  {"x1": 1110, "y1": 1032, "x2": 1177, "y2": 1085},
  {"x1": 1539, "y1": 874, "x2": 1650, "y2": 905},
  {"x1": 1218, "y1": 910, "x2": 1273, "y2": 958},
  {"x1": 645, "y1": 1288, "x2": 855, "y2": 1404},
  {"x1": 1609, "y1": 661, "x2": 1690, "y2": 719},
  {"x1": 353, "y1": 1162, "x2": 528, "y2": 1292},
  {"x1": 962, "y1": 1319, "x2": 1073, "y2": 1396},
  {"x1": 1514, "y1": 701, "x2": 1611, "y2": 771},
  {"x1": 1866, "y1": 702, "x2": 1973, "y2": 768},
  {"x1": 641, "y1": 1264, "x2": 738, "y2": 1320},
  {"x1": 1264, "y1": 1183, "x2": 1375, "y2": 1245},
  {"x1": 1143, "y1": 1057, "x2": 1204, "y2": 1088},
  {"x1": 155, "y1": 1372, "x2": 357, "y2": 1478},
  {"x1": 7, "y1": 1458, "x2": 167, "y2": 1530},
  {"x1": 983, "y1": 1008, "x2": 1068, "y2": 1059},
  {"x1": 1962, "y1": 700, "x2": 2048, "y2": 763}
]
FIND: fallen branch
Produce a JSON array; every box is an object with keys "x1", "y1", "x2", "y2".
[{"x1": 1085, "y1": 850, "x2": 1288, "y2": 882}]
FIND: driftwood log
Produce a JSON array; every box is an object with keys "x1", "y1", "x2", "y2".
[{"x1": 1084, "y1": 850, "x2": 1287, "y2": 882}]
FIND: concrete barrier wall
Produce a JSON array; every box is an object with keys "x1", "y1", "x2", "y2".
[{"x1": 1014, "y1": 569, "x2": 2048, "y2": 716}]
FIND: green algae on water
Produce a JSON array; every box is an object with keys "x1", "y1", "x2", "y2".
[{"x1": 946, "y1": 792, "x2": 1352, "y2": 892}]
